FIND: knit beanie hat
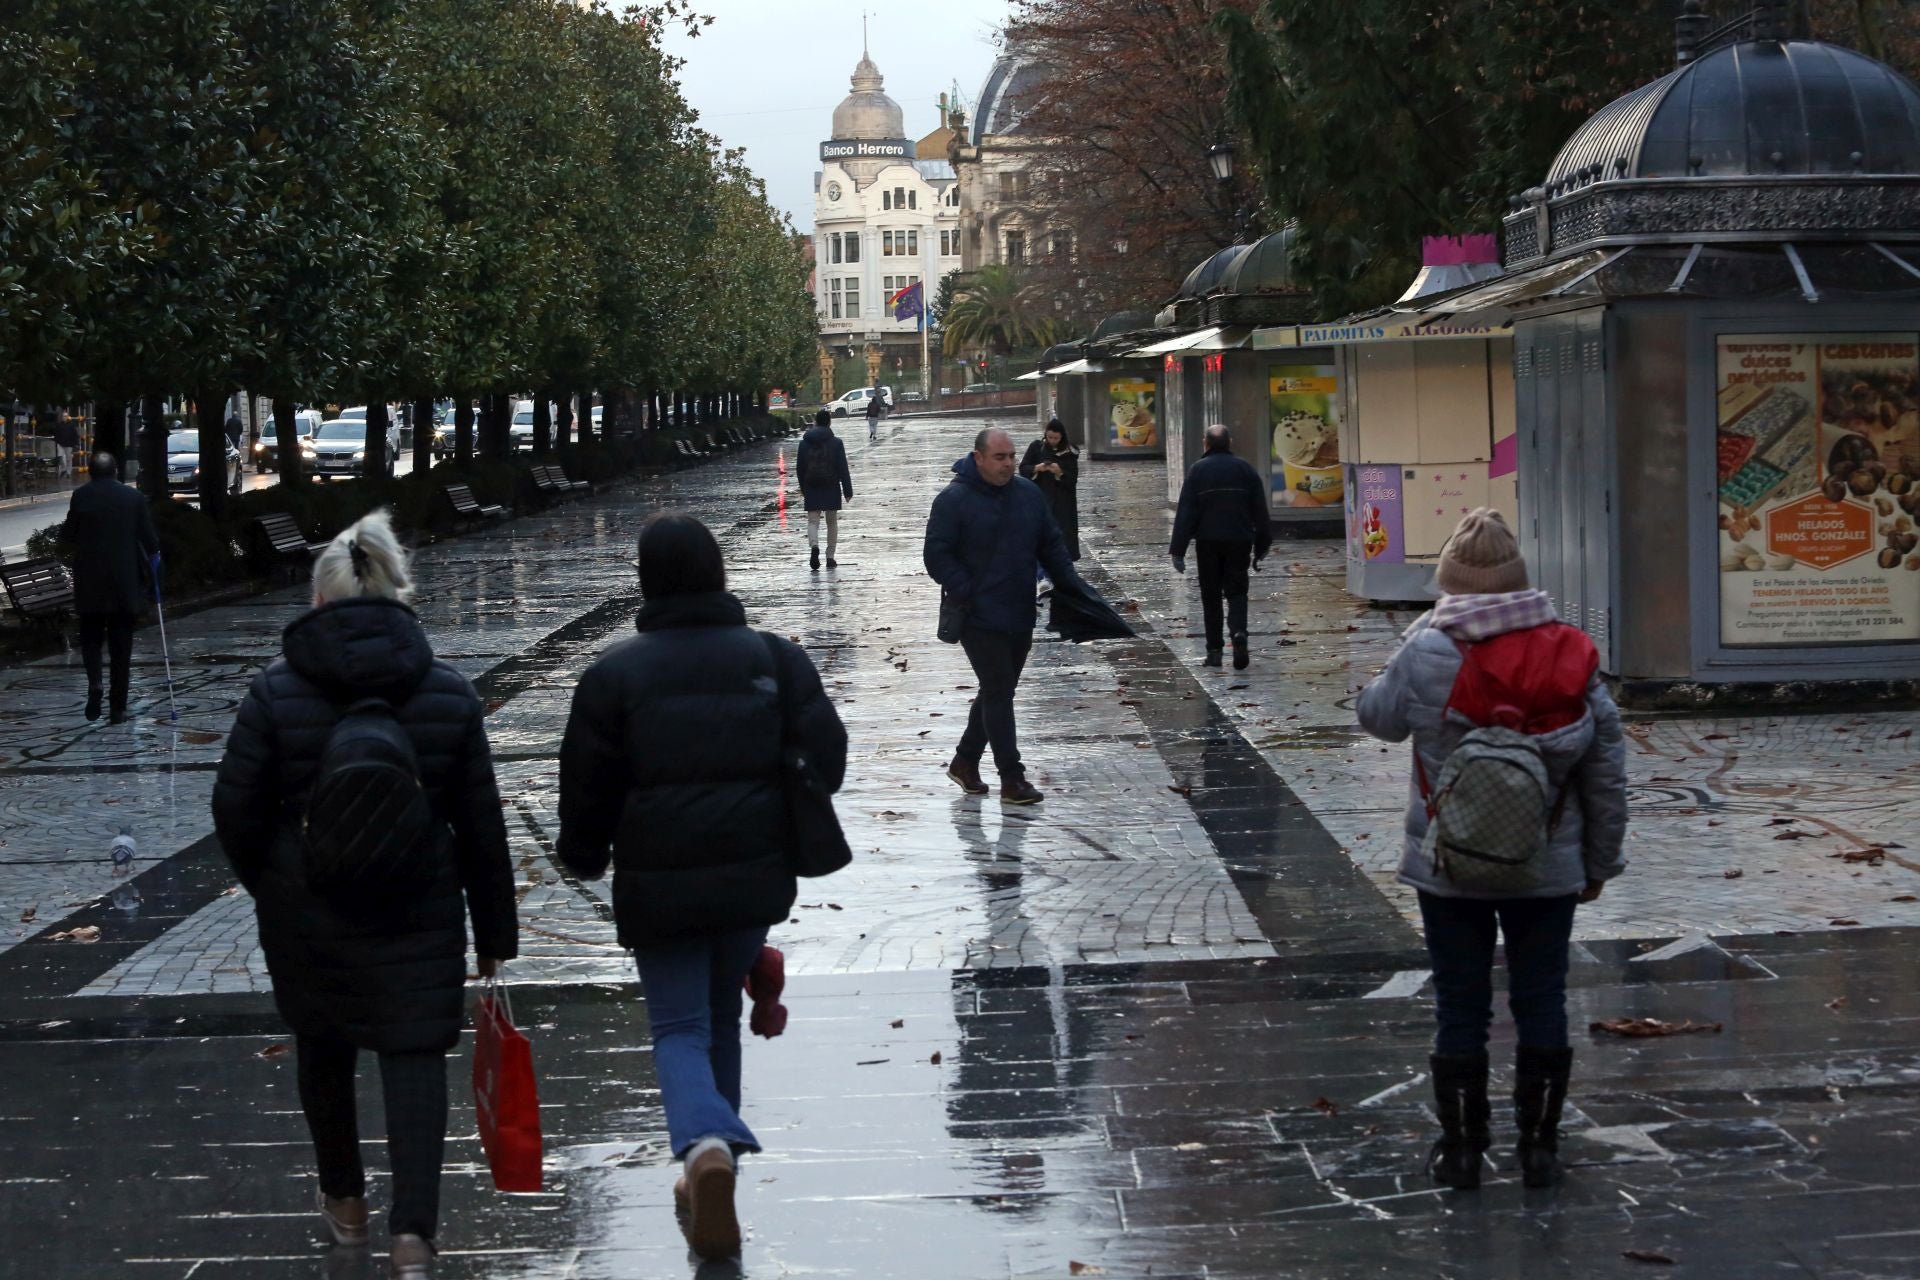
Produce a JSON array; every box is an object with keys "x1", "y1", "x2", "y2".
[{"x1": 1435, "y1": 508, "x2": 1529, "y2": 595}]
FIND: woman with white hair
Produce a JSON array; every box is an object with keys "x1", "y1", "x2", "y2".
[{"x1": 212, "y1": 510, "x2": 518, "y2": 1278}]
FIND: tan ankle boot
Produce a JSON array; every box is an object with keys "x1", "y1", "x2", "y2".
[
  {"x1": 318, "y1": 1190, "x2": 369, "y2": 1246},
  {"x1": 683, "y1": 1139, "x2": 740, "y2": 1260}
]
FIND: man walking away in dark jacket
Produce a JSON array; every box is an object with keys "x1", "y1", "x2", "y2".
[
  {"x1": 1171, "y1": 425, "x2": 1272, "y2": 670},
  {"x1": 924, "y1": 427, "x2": 1099, "y2": 805},
  {"x1": 796, "y1": 408, "x2": 853, "y2": 570},
  {"x1": 865, "y1": 383, "x2": 886, "y2": 442},
  {"x1": 64, "y1": 452, "x2": 160, "y2": 723}
]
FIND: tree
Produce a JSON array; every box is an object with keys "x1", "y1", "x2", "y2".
[{"x1": 941, "y1": 265, "x2": 1059, "y2": 356}]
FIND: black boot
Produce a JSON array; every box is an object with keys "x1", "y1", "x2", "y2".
[
  {"x1": 85, "y1": 687, "x2": 102, "y2": 722},
  {"x1": 1231, "y1": 631, "x2": 1250, "y2": 670},
  {"x1": 1428, "y1": 1053, "x2": 1490, "y2": 1190},
  {"x1": 1514, "y1": 1044, "x2": 1574, "y2": 1188},
  {"x1": 1202, "y1": 648, "x2": 1223, "y2": 668}
]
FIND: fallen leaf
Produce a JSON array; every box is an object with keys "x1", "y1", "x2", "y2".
[
  {"x1": 1623, "y1": 1250, "x2": 1676, "y2": 1265},
  {"x1": 1891, "y1": 894, "x2": 1917, "y2": 903},
  {"x1": 1826, "y1": 996, "x2": 1848, "y2": 1010},
  {"x1": 1167, "y1": 784, "x2": 1192, "y2": 797},
  {"x1": 855, "y1": 1059, "x2": 889, "y2": 1066},
  {"x1": 1723, "y1": 869, "x2": 1744, "y2": 879},
  {"x1": 1838, "y1": 849, "x2": 1884, "y2": 863},
  {"x1": 1069, "y1": 1264, "x2": 1106, "y2": 1276},
  {"x1": 929, "y1": 1051, "x2": 942, "y2": 1065},
  {"x1": 1767, "y1": 817, "x2": 1797, "y2": 826},
  {"x1": 1773, "y1": 831, "x2": 1813, "y2": 841},
  {"x1": 18, "y1": 906, "x2": 34, "y2": 924},
  {"x1": 50, "y1": 925, "x2": 101, "y2": 943},
  {"x1": 257, "y1": 1042, "x2": 290, "y2": 1059},
  {"x1": 1312, "y1": 1096, "x2": 1340, "y2": 1116},
  {"x1": 1589, "y1": 1017, "x2": 1723, "y2": 1038},
  {"x1": 1830, "y1": 918, "x2": 1861, "y2": 927},
  {"x1": 827, "y1": 903, "x2": 843, "y2": 911},
  {"x1": 889, "y1": 1019, "x2": 904, "y2": 1029}
]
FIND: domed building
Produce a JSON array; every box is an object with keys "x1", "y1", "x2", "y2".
[
  {"x1": 814, "y1": 45, "x2": 962, "y2": 397},
  {"x1": 950, "y1": 45, "x2": 1073, "y2": 273}
]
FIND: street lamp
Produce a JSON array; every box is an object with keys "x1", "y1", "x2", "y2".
[{"x1": 1206, "y1": 137, "x2": 1244, "y2": 244}]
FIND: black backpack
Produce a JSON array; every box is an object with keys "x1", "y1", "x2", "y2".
[
  {"x1": 801, "y1": 438, "x2": 837, "y2": 489},
  {"x1": 302, "y1": 697, "x2": 438, "y2": 900}
]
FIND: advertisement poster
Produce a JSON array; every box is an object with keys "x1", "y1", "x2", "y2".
[
  {"x1": 1346, "y1": 464, "x2": 1405, "y2": 566},
  {"x1": 1270, "y1": 366, "x2": 1343, "y2": 509},
  {"x1": 1106, "y1": 378, "x2": 1159, "y2": 451},
  {"x1": 1716, "y1": 333, "x2": 1920, "y2": 646}
]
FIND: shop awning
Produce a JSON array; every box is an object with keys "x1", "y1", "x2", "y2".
[
  {"x1": 1014, "y1": 370, "x2": 1045, "y2": 381},
  {"x1": 1042, "y1": 358, "x2": 1099, "y2": 375},
  {"x1": 1251, "y1": 314, "x2": 1510, "y2": 349},
  {"x1": 1126, "y1": 326, "x2": 1251, "y2": 356}
]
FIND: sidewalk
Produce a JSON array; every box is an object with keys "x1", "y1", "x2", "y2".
[{"x1": 0, "y1": 413, "x2": 1916, "y2": 1278}]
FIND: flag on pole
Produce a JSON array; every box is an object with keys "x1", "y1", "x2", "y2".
[{"x1": 889, "y1": 281, "x2": 924, "y2": 327}]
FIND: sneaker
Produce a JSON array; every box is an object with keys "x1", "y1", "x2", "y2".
[
  {"x1": 318, "y1": 1190, "x2": 369, "y2": 1247},
  {"x1": 1000, "y1": 776, "x2": 1045, "y2": 806},
  {"x1": 1232, "y1": 632, "x2": 1250, "y2": 670},
  {"x1": 946, "y1": 758, "x2": 989, "y2": 796},
  {"x1": 809, "y1": 545, "x2": 820, "y2": 571},
  {"x1": 1202, "y1": 649, "x2": 1223, "y2": 668},
  {"x1": 683, "y1": 1138, "x2": 741, "y2": 1261},
  {"x1": 826, "y1": 557, "x2": 838, "y2": 568},
  {"x1": 388, "y1": 1233, "x2": 434, "y2": 1278}
]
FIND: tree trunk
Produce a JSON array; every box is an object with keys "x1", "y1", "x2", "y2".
[
  {"x1": 533, "y1": 389, "x2": 552, "y2": 455},
  {"x1": 137, "y1": 396, "x2": 167, "y2": 500},
  {"x1": 477, "y1": 395, "x2": 499, "y2": 461},
  {"x1": 94, "y1": 401, "x2": 126, "y2": 467},
  {"x1": 412, "y1": 397, "x2": 434, "y2": 476},
  {"x1": 577, "y1": 392, "x2": 595, "y2": 446},
  {"x1": 196, "y1": 394, "x2": 228, "y2": 518},
  {"x1": 455, "y1": 398, "x2": 474, "y2": 466},
  {"x1": 274, "y1": 398, "x2": 303, "y2": 486},
  {"x1": 556, "y1": 391, "x2": 573, "y2": 450},
  {"x1": 364, "y1": 400, "x2": 389, "y2": 481}
]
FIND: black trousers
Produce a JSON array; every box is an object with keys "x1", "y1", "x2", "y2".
[
  {"x1": 78, "y1": 612, "x2": 136, "y2": 709},
  {"x1": 957, "y1": 626, "x2": 1033, "y2": 779},
  {"x1": 1194, "y1": 540, "x2": 1251, "y2": 651},
  {"x1": 296, "y1": 1033, "x2": 449, "y2": 1240}
]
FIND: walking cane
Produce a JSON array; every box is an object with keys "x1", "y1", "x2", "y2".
[{"x1": 150, "y1": 552, "x2": 177, "y2": 725}]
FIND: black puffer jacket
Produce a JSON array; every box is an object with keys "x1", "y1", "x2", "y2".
[
  {"x1": 1171, "y1": 447, "x2": 1273, "y2": 558},
  {"x1": 556, "y1": 592, "x2": 846, "y2": 948},
  {"x1": 211, "y1": 598, "x2": 518, "y2": 1054}
]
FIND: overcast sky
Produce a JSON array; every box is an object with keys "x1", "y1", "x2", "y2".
[{"x1": 660, "y1": 0, "x2": 1011, "y2": 231}]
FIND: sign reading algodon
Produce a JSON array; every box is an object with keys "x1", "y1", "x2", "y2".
[
  {"x1": 1716, "y1": 333, "x2": 1920, "y2": 646},
  {"x1": 820, "y1": 139, "x2": 913, "y2": 160}
]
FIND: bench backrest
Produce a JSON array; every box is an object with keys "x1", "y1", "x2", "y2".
[
  {"x1": 445, "y1": 483, "x2": 481, "y2": 511},
  {"x1": 1, "y1": 558, "x2": 73, "y2": 612}
]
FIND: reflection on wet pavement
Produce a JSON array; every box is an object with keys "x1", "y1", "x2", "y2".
[{"x1": 2, "y1": 413, "x2": 1918, "y2": 1277}]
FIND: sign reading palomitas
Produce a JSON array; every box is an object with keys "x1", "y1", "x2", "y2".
[
  {"x1": 819, "y1": 138, "x2": 913, "y2": 161},
  {"x1": 1252, "y1": 318, "x2": 1508, "y2": 348}
]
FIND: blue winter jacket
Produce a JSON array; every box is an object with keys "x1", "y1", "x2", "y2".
[
  {"x1": 924, "y1": 454, "x2": 1084, "y2": 635},
  {"x1": 795, "y1": 424, "x2": 852, "y2": 511}
]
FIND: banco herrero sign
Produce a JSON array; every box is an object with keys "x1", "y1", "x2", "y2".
[{"x1": 820, "y1": 138, "x2": 912, "y2": 161}]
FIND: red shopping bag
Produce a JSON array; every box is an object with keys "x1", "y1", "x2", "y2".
[{"x1": 472, "y1": 980, "x2": 543, "y2": 1191}]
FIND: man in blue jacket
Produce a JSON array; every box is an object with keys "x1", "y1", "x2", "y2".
[
  {"x1": 1170, "y1": 424, "x2": 1272, "y2": 670},
  {"x1": 924, "y1": 428, "x2": 1088, "y2": 805}
]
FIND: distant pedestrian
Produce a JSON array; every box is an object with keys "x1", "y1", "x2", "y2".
[
  {"x1": 210, "y1": 511, "x2": 519, "y2": 1277},
  {"x1": 63, "y1": 452, "x2": 160, "y2": 724},
  {"x1": 1357, "y1": 508, "x2": 1627, "y2": 1192},
  {"x1": 865, "y1": 382, "x2": 886, "y2": 442},
  {"x1": 924, "y1": 427, "x2": 1102, "y2": 805},
  {"x1": 1170, "y1": 424, "x2": 1271, "y2": 669},
  {"x1": 1018, "y1": 417, "x2": 1080, "y2": 561},
  {"x1": 796, "y1": 407, "x2": 852, "y2": 570},
  {"x1": 224, "y1": 411, "x2": 244, "y2": 494},
  {"x1": 557, "y1": 512, "x2": 846, "y2": 1262},
  {"x1": 52, "y1": 410, "x2": 80, "y2": 480}
]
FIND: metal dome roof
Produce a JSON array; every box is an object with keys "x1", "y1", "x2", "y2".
[
  {"x1": 1220, "y1": 225, "x2": 1306, "y2": 295},
  {"x1": 972, "y1": 53, "x2": 1045, "y2": 145},
  {"x1": 1546, "y1": 39, "x2": 1920, "y2": 187},
  {"x1": 1089, "y1": 310, "x2": 1159, "y2": 341},
  {"x1": 1176, "y1": 245, "x2": 1249, "y2": 300},
  {"x1": 831, "y1": 54, "x2": 904, "y2": 141}
]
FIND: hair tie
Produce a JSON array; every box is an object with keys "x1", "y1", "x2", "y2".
[{"x1": 348, "y1": 538, "x2": 370, "y2": 579}]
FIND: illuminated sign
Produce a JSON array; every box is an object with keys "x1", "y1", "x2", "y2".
[{"x1": 819, "y1": 139, "x2": 913, "y2": 161}]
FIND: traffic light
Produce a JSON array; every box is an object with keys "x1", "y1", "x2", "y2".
[{"x1": 977, "y1": 357, "x2": 988, "y2": 372}]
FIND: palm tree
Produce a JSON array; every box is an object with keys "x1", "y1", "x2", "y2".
[{"x1": 940, "y1": 264, "x2": 1058, "y2": 356}]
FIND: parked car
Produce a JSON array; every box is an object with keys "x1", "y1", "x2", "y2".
[
  {"x1": 303, "y1": 413, "x2": 399, "y2": 479},
  {"x1": 166, "y1": 430, "x2": 239, "y2": 493},
  {"x1": 961, "y1": 382, "x2": 1001, "y2": 393},
  {"x1": 509, "y1": 399, "x2": 565, "y2": 451},
  {"x1": 251, "y1": 409, "x2": 321, "y2": 472},
  {"x1": 828, "y1": 386, "x2": 894, "y2": 418}
]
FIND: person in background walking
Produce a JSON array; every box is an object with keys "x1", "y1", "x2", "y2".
[
  {"x1": 865, "y1": 382, "x2": 886, "y2": 442},
  {"x1": 557, "y1": 512, "x2": 846, "y2": 1262},
  {"x1": 925, "y1": 428, "x2": 1098, "y2": 806},
  {"x1": 1170, "y1": 424, "x2": 1271, "y2": 669},
  {"x1": 53, "y1": 410, "x2": 80, "y2": 480},
  {"x1": 210, "y1": 511, "x2": 519, "y2": 1278},
  {"x1": 1019, "y1": 417, "x2": 1080, "y2": 562},
  {"x1": 224, "y1": 409, "x2": 245, "y2": 494},
  {"x1": 797, "y1": 407, "x2": 853, "y2": 570},
  {"x1": 1357, "y1": 508, "x2": 1626, "y2": 1193},
  {"x1": 64, "y1": 452, "x2": 160, "y2": 723}
]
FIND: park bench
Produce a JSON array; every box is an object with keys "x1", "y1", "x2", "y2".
[
  {"x1": 1, "y1": 557, "x2": 74, "y2": 623},
  {"x1": 675, "y1": 439, "x2": 707, "y2": 464},
  {"x1": 530, "y1": 465, "x2": 590, "y2": 501},
  {"x1": 549, "y1": 462, "x2": 595, "y2": 495},
  {"x1": 443, "y1": 483, "x2": 506, "y2": 530},
  {"x1": 248, "y1": 512, "x2": 329, "y2": 578}
]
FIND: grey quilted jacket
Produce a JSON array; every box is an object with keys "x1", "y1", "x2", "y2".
[{"x1": 1357, "y1": 611, "x2": 1629, "y2": 900}]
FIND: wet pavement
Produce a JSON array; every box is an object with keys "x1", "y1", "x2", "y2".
[{"x1": 2, "y1": 413, "x2": 1918, "y2": 1278}]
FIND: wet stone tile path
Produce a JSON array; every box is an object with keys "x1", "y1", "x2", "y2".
[{"x1": 2, "y1": 412, "x2": 1918, "y2": 1278}]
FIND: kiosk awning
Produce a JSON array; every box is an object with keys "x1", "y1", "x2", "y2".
[{"x1": 1125, "y1": 326, "x2": 1251, "y2": 356}]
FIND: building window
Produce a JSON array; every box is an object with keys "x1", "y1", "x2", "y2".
[
  {"x1": 841, "y1": 232, "x2": 859, "y2": 263},
  {"x1": 828, "y1": 279, "x2": 842, "y2": 320},
  {"x1": 1050, "y1": 231, "x2": 1072, "y2": 262},
  {"x1": 1002, "y1": 171, "x2": 1028, "y2": 200},
  {"x1": 908, "y1": 190, "x2": 917, "y2": 210},
  {"x1": 907, "y1": 229, "x2": 919, "y2": 255},
  {"x1": 894, "y1": 186, "x2": 906, "y2": 209},
  {"x1": 828, "y1": 235, "x2": 842, "y2": 265},
  {"x1": 845, "y1": 279, "x2": 860, "y2": 316},
  {"x1": 882, "y1": 190, "x2": 892, "y2": 211},
  {"x1": 1005, "y1": 231, "x2": 1026, "y2": 265},
  {"x1": 882, "y1": 230, "x2": 894, "y2": 256},
  {"x1": 939, "y1": 230, "x2": 957, "y2": 256}
]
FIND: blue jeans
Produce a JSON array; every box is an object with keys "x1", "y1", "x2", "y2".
[
  {"x1": 1417, "y1": 892, "x2": 1578, "y2": 1057},
  {"x1": 634, "y1": 926, "x2": 768, "y2": 1159}
]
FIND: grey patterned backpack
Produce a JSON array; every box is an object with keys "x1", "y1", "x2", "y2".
[{"x1": 1417, "y1": 723, "x2": 1562, "y2": 894}]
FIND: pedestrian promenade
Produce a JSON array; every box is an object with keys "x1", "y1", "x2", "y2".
[{"x1": 1, "y1": 413, "x2": 1917, "y2": 1278}]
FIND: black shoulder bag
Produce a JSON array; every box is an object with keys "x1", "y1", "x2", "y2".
[
  {"x1": 936, "y1": 499, "x2": 1013, "y2": 644},
  {"x1": 760, "y1": 634, "x2": 852, "y2": 878}
]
